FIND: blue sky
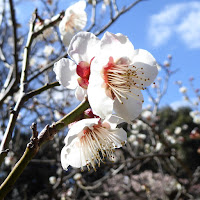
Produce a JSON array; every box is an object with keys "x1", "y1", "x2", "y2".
[
  {"x1": 103, "y1": 0, "x2": 200, "y2": 109},
  {"x1": 14, "y1": 0, "x2": 200, "y2": 109}
]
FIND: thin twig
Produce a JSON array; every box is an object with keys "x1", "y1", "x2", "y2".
[
  {"x1": 9, "y1": 0, "x2": 19, "y2": 79},
  {"x1": 95, "y1": 0, "x2": 143, "y2": 36},
  {"x1": 28, "y1": 51, "x2": 68, "y2": 83},
  {"x1": 86, "y1": 0, "x2": 96, "y2": 32},
  {"x1": 0, "y1": 98, "x2": 90, "y2": 199}
]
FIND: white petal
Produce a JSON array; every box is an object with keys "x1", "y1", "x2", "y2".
[
  {"x1": 114, "y1": 89, "x2": 143, "y2": 123},
  {"x1": 97, "y1": 32, "x2": 135, "y2": 66},
  {"x1": 61, "y1": 32, "x2": 75, "y2": 47},
  {"x1": 75, "y1": 86, "x2": 87, "y2": 101},
  {"x1": 103, "y1": 115, "x2": 125, "y2": 129},
  {"x1": 131, "y1": 49, "x2": 158, "y2": 86},
  {"x1": 88, "y1": 69, "x2": 114, "y2": 119},
  {"x1": 59, "y1": 1, "x2": 87, "y2": 47},
  {"x1": 64, "y1": 118, "x2": 100, "y2": 146},
  {"x1": 65, "y1": 0, "x2": 86, "y2": 15},
  {"x1": 68, "y1": 32, "x2": 100, "y2": 63},
  {"x1": 61, "y1": 140, "x2": 86, "y2": 169},
  {"x1": 113, "y1": 128, "x2": 127, "y2": 148},
  {"x1": 53, "y1": 58, "x2": 78, "y2": 89},
  {"x1": 59, "y1": 16, "x2": 68, "y2": 36},
  {"x1": 62, "y1": 118, "x2": 99, "y2": 169},
  {"x1": 74, "y1": 13, "x2": 87, "y2": 31},
  {"x1": 60, "y1": 12, "x2": 87, "y2": 37},
  {"x1": 61, "y1": 146, "x2": 70, "y2": 170}
]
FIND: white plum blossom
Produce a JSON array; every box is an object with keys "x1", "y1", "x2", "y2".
[
  {"x1": 176, "y1": 80, "x2": 182, "y2": 85},
  {"x1": 164, "y1": 60, "x2": 170, "y2": 67},
  {"x1": 190, "y1": 110, "x2": 200, "y2": 124},
  {"x1": 141, "y1": 110, "x2": 152, "y2": 120},
  {"x1": 131, "y1": 129, "x2": 139, "y2": 135},
  {"x1": 104, "y1": 0, "x2": 110, "y2": 5},
  {"x1": 59, "y1": 1, "x2": 87, "y2": 46},
  {"x1": 137, "y1": 134, "x2": 146, "y2": 140},
  {"x1": 34, "y1": 19, "x2": 54, "y2": 40},
  {"x1": 156, "y1": 64, "x2": 161, "y2": 71},
  {"x1": 166, "y1": 135, "x2": 176, "y2": 144},
  {"x1": 179, "y1": 86, "x2": 187, "y2": 93},
  {"x1": 43, "y1": 45, "x2": 54, "y2": 57},
  {"x1": 61, "y1": 117, "x2": 127, "y2": 171},
  {"x1": 5, "y1": 152, "x2": 16, "y2": 166},
  {"x1": 66, "y1": 187, "x2": 73, "y2": 197},
  {"x1": 102, "y1": 0, "x2": 110, "y2": 11},
  {"x1": 174, "y1": 126, "x2": 182, "y2": 135},
  {"x1": 193, "y1": 115, "x2": 200, "y2": 124},
  {"x1": 54, "y1": 32, "x2": 100, "y2": 101},
  {"x1": 182, "y1": 124, "x2": 188, "y2": 130},
  {"x1": 30, "y1": 58, "x2": 36, "y2": 66},
  {"x1": 128, "y1": 135, "x2": 136, "y2": 143},
  {"x1": 155, "y1": 142, "x2": 162, "y2": 151},
  {"x1": 144, "y1": 144, "x2": 150, "y2": 152},
  {"x1": 73, "y1": 173, "x2": 82, "y2": 181},
  {"x1": 132, "y1": 119, "x2": 145, "y2": 129},
  {"x1": 183, "y1": 96, "x2": 189, "y2": 101},
  {"x1": 189, "y1": 110, "x2": 199, "y2": 118},
  {"x1": 133, "y1": 140, "x2": 139, "y2": 146},
  {"x1": 49, "y1": 176, "x2": 56, "y2": 185},
  {"x1": 88, "y1": 32, "x2": 158, "y2": 123}
]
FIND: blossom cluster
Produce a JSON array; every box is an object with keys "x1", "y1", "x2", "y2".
[
  {"x1": 176, "y1": 77, "x2": 200, "y2": 124},
  {"x1": 34, "y1": 0, "x2": 87, "y2": 54},
  {"x1": 54, "y1": 31, "x2": 158, "y2": 171},
  {"x1": 59, "y1": 0, "x2": 87, "y2": 46}
]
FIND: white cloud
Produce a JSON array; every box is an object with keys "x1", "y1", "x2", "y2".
[
  {"x1": 149, "y1": 2, "x2": 200, "y2": 49},
  {"x1": 170, "y1": 99, "x2": 191, "y2": 111},
  {"x1": 177, "y1": 11, "x2": 200, "y2": 48}
]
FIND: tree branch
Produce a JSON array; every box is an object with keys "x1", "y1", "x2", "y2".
[
  {"x1": 95, "y1": 0, "x2": 143, "y2": 36},
  {"x1": 0, "y1": 98, "x2": 90, "y2": 199},
  {"x1": 27, "y1": 51, "x2": 68, "y2": 83},
  {"x1": 24, "y1": 81, "x2": 60, "y2": 101},
  {"x1": 9, "y1": 0, "x2": 19, "y2": 79},
  {"x1": 0, "y1": 82, "x2": 60, "y2": 166}
]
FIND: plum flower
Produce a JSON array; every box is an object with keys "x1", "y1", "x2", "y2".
[
  {"x1": 179, "y1": 86, "x2": 187, "y2": 93},
  {"x1": 59, "y1": 0, "x2": 87, "y2": 46},
  {"x1": 61, "y1": 117, "x2": 127, "y2": 171},
  {"x1": 88, "y1": 32, "x2": 158, "y2": 123},
  {"x1": 54, "y1": 32, "x2": 100, "y2": 101},
  {"x1": 34, "y1": 19, "x2": 53, "y2": 40}
]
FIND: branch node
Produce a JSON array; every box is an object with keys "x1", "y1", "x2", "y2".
[
  {"x1": 37, "y1": 123, "x2": 58, "y2": 147},
  {"x1": 30, "y1": 122, "x2": 38, "y2": 138},
  {"x1": 9, "y1": 107, "x2": 15, "y2": 114},
  {"x1": 27, "y1": 122, "x2": 39, "y2": 149},
  {"x1": 0, "y1": 149, "x2": 9, "y2": 155}
]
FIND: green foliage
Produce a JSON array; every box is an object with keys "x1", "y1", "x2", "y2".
[
  {"x1": 158, "y1": 106, "x2": 200, "y2": 170},
  {"x1": 158, "y1": 106, "x2": 195, "y2": 132},
  {"x1": 157, "y1": 106, "x2": 176, "y2": 132}
]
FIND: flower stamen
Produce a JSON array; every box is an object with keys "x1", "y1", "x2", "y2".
[
  {"x1": 102, "y1": 56, "x2": 146, "y2": 104},
  {"x1": 79, "y1": 123, "x2": 125, "y2": 171}
]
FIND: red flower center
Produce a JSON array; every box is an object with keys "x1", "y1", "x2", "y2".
[{"x1": 76, "y1": 57, "x2": 94, "y2": 89}]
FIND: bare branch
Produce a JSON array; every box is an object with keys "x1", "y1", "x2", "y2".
[
  {"x1": 95, "y1": 0, "x2": 143, "y2": 36},
  {"x1": 9, "y1": 0, "x2": 19, "y2": 79},
  {"x1": 0, "y1": 98, "x2": 90, "y2": 198},
  {"x1": 28, "y1": 51, "x2": 68, "y2": 83}
]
